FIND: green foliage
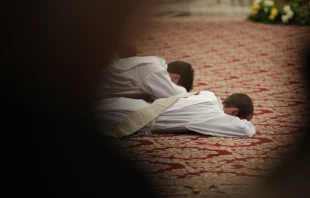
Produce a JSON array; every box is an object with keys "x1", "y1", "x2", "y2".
[
  {"x1": 294, "y1": 5, "x2": 310, "y2": 25},
  {"x1": 248, "y1": 0, "x2": 310, "y2": 26},
  {"x1": 289, "y1": 0, "x2": 301, "y2": 8}
]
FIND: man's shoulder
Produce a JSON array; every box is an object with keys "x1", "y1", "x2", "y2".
[
  {"x1": 105, "y1": 56, "x2": 167, "y2": 80},
  {"x1": 198, "y1": 91, "x2": 217, "y2": 97},
  {"x1": 114, "y1": 56, "x2": 165, "y2": 68},
  {"x1": 194, "y1": 91, "x2": 223, "y2": 106}
]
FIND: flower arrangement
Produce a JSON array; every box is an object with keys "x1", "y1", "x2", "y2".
[{"x1": 248, "y1": 0, "x2": 310, "y2": 26}]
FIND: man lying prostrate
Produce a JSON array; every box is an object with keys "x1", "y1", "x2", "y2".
[
  {"x1": 97, "y1": 44, "x2": 194, "y2": 100},
  {"x1": 94, "y1": 91, "x2": 256, "y2": 138},
  {"x1": 98, "y1": 57, "x2": 194, "y2": 100}
]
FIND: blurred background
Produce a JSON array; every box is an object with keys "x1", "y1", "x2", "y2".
[{"x1": 148, "y1": 0, "x2": 253, "y2": 16}]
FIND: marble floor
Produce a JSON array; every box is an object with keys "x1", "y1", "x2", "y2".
[{"x1": 149, "y1": 0, "x2": 254, "y2": 16}]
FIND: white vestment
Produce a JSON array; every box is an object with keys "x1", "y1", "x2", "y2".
[
  {"x1": 94, "y1": 91, "x2": 256, "y2": 138},
  {"x1": 98, "y1": 56, "x2": 187, "y2": 99}
]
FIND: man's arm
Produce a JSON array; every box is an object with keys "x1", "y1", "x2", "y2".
[
  {"x1": 139, "y1": 69, "x2": 187, "y2": 99},
  {"x1": 186, "y1": 114, "x2": 256, "y2": 138}
]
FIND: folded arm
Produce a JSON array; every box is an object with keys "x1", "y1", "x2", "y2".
[
  {"x1": 186, "y1": 114, "x2": 256, "y2": 138},
  {"x1": 139, "y1": 70, "x2": 187, "y2": 99}
]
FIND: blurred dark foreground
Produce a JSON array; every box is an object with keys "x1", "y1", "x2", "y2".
[{"x1": 6, "y1": 1, "x2": 310, "y2": 197}]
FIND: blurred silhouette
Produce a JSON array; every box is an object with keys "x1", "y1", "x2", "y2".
[
  {"x1": 7, "y1": 1, "x2": 158, "y2": 196},
  {"x1": 242, "y1": 43, "x2": 310, "y2": 198}
]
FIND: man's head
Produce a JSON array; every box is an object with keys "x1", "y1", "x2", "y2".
[
  {"x1": 222, "y1": 93, "x2": 254, "y2": 121},
  {"x1": 167, "y1": 61, "x2": 194, "y2": 92}
]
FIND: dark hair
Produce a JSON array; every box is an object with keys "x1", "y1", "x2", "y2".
[
  {"x1": 167, "y1": 61, "x2": 194, "y2": 91},
  {"x1": 222, "y1": 93, "x2": 254, "y2": 119}
]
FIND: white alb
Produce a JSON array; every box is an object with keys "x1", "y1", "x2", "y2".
[
  {"x1": 98, "y1": 56, "x2": 187, "y2": 99},
  {"x1": 95, "y1": 91, "x2": 256, "y2": 138}
]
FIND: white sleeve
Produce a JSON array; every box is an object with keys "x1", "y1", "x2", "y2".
[
  {"x1": 93, "y1": 97, "x2": 150, "y2": 127},
  {"x1": 139, "y1": 69, "x2": 187, "y2": 98},
  {"x1": 186, "y1": 114, "x2": 256, "y2": 138}
]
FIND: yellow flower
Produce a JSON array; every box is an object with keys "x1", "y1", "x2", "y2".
[
  {"x1": 269, "y1": 14, "x2": 276, "y2": 20},
  {"x1": 268, "y1": 7, "x2": 278, "y2": 20},
  {"x1": 270, "y1": 7, "x2": 278, "y2": 16},
  {"x1": 251, "y1": 3, "x2": 261, "y2": 16},
  {"x1": 251, "y1": 10, "x2": 258, "y2": 16},
  {"x1": 251, "y1": 4, "x2": 261, "y2": 11}
]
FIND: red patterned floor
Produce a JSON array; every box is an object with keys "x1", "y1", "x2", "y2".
[{"x1": 110, "y1": 16, "x2": 310, "y2": 197}]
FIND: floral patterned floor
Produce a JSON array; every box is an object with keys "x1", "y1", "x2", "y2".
[{"x1": 109, "y1": 16, "x2": 310, "y2": 197}]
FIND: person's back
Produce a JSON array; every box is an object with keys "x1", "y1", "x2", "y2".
[
  {"x1": 95, "y1": 91, "x2": 256, "y2": 138},
  {"x1": 152, "y1": 91, "x2": 255, "y2": 137},
  {"x1": 98, "y1": 56, "x2": 188, "y2": 100}
]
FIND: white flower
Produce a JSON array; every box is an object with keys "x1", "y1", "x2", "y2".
[
  {"x1": 253, "y1": 0, "x2": 261, "y2": 5},
  {"x1": 281, "y1": 15, "x2": 289, "y2": 23},
  {"x1": 282, "y1": 5, "x2": 294, "y2": 23},
  {"x1": 287, "y1": 10, "x2": 294, "y2": 19},
  {"x1": 264, "y1": 0, "x2": 274, "y2": 7},
  {"x1": 283, "y1": 5, "x2": 291, "y2": 13}
]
